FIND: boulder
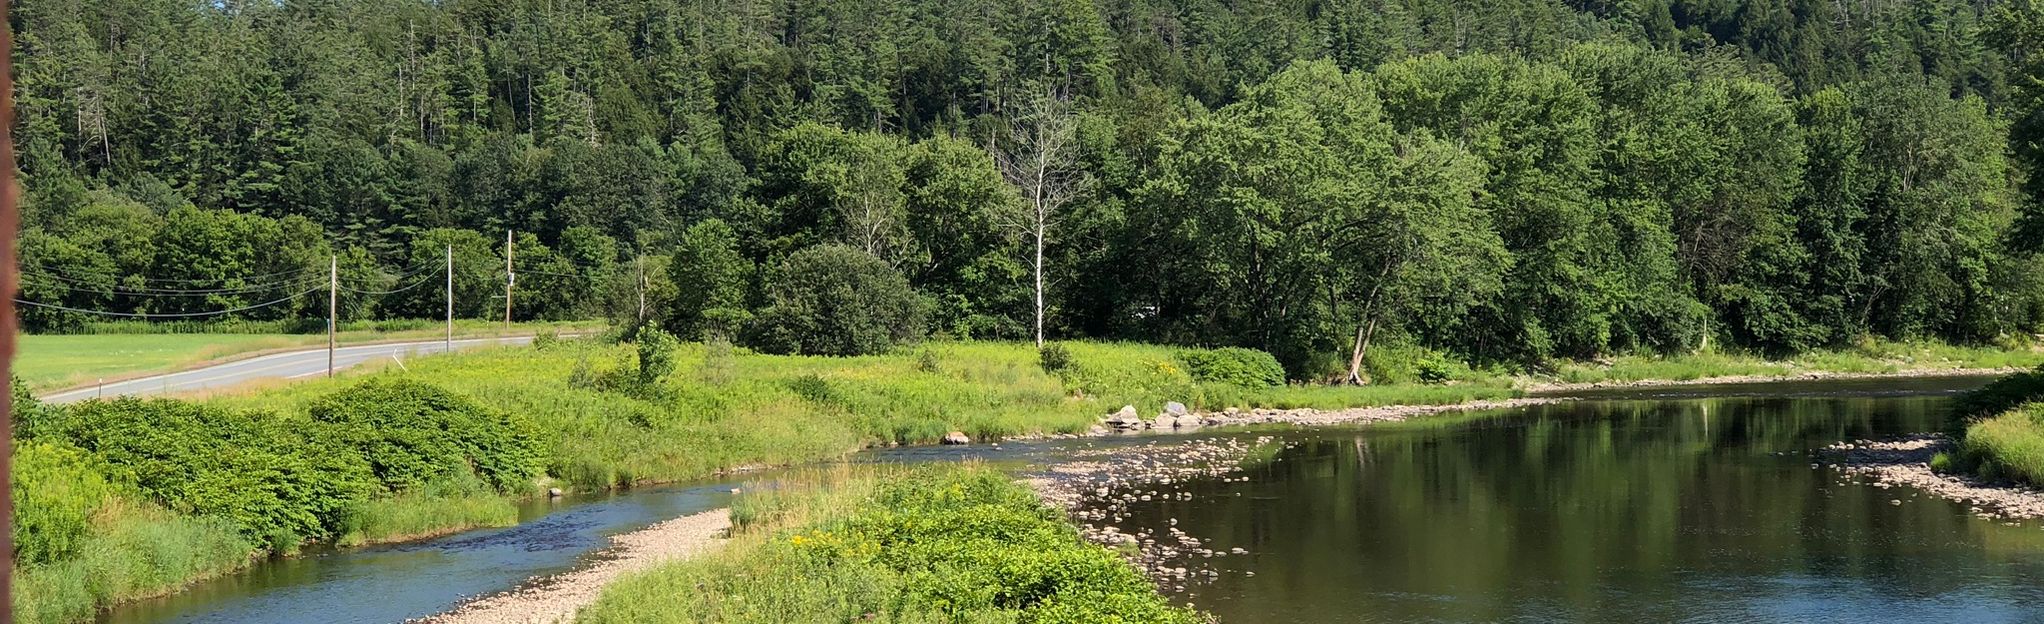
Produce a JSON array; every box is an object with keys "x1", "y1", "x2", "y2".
[
  {"x1": 1165, "y1": 401, "x2": 1189, "y2": 416},
  {"x1": 1153, "y1": 414, "x2": 1179, "y2": 430},
  {"x1": 1105, "y1": 405, "x2": 1147, "y2": 430},
  {"x1": 941, "y1": 431, "x2": 971, "y2": 445}
]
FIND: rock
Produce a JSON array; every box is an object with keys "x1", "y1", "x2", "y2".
[
  {"x1": 1153, "y1": 414, "x2": 1179, "y2": 430},
  {"x1": 1165, "y1": 401, "x2": 1189, "y2": 416},
  {"x1": 1105, "y1": 405, "x2": 1147, "y2": 430},
  {"x1": 548, "y1": 487, "x2": 564, "y2": 498},
  {"x1": 941, "y1": 431, "x2": 971, "y2": 445}
]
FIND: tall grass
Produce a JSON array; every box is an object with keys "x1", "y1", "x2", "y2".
[
  {"x1": 1547, "y1": 338, "x2": 2044, "y2": 385},
  {"x1": 576, "y1": 465, "x2": 1203, "y2": 624},
  {"x1": 1961, "y1": 406, "x2": 2044, "y2": 486},
  {"x1": 14, "y1": 498, "x2": 256, "y2": 624}
]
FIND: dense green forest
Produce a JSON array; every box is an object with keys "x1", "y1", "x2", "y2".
[{"x1": 13, "y1": 0, "x2": 2044, "y2": 378}]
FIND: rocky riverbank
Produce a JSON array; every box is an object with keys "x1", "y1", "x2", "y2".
[
  {"x1": 1092, "y1": 397, "x2": 1567, "y2": 434},
  {"x1": 1521, "y1": 367, "x2": 2016, "y2": 394},
  {"x1": 1823, "y1": 435, "x2": 2044, "y2": 521},
  {"x1": 414, "y1": 508, "x2": 732, "y2": 624},
  {"x1": 1028, "y1": 436, "x2": 1287, "y2": 595}
]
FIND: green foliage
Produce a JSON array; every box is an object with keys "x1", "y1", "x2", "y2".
[
  {"x1": 22, "y1": 398, "x2": 374, "y2": 548},
  {"x1": 11, "y1": 441, "x2": 121, "y2": 565},
  {"x1": 13, "y1": 500, "x2": 254, "y2": 624},
  {"x1": 307, "y1": 377, "x2": 542, "y2": 494},
  {"x1": 1038, "y1": 342, "x2": 1074, "y2": 375},
  {"x1": 745, "y1": 245, "x2": 925, "y2": 356},
  {"x1": 1950, "y1": 365, "x2": 2044, "y2": 421},
  {"x1": 636, "y1": 327, "x2": 680, "y2": 387},
  {"x1": 1177, "y1": 347, "x2": 1286, "y2": 387},
  {"x1": 667, "y1": 219, "x2": 752, "y2": 340},
  {"x1": 576, "y1": 466, "x2": 1204, "y2": 624},
  {"x1": 1960, "y1": 407, "x2": 2044, "y2": 487}
]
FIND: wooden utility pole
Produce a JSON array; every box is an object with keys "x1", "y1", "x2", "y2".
[
  {"x1": 327, "y1": 255, "x2": 338, "y2": 377},
  {"x1": 445, "y1": 245, "x2": 453, "y2": 352},
  {"x1": 503, "y1": 230, "x2": 514, "y2": 332}
]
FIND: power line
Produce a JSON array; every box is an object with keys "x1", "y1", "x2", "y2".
[
  {"x1": 19, "y1": 275, "x2": 328, "y2": 297},
  {"x1": 13, "y1": 285, "x2": 326, "y2": 318},
  {"x1": 24, "y1": 264, "x2": 324, "y2": 286},
  {"x1": 338, "y1": 267, "x2": 444, "y2": 295},
  {"x1": 21, "y1": 270, "x2": 328, "y2": 294}
]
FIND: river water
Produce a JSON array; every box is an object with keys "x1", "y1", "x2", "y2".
[{"x1": 107, "y1": 375, "x2": 2044, "y2": 623}]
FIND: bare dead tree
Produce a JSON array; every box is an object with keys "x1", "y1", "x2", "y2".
[{"x1": 991, "y1": 86, "x2": 1090, "y2": 348}]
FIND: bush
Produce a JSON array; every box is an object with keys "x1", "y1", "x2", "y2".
[
  {"x1": 1176, "y1": 347, "x2": 1285, "y2": 387},
  {"x1": 637, "y1": 327, "x2": 680, "y2": 386},
  {"x1": 1960, "y1": 407, "x2": 2044, "y2": 487},
  {"x1": 1363, "y1": 343, "x2": 1473, "y2": 385},
  {"x1": 28, "y1": 398, "x2": 375, "y2": 547},
  {"x1": 1951, "y1": 365, "x2": 2044, "y2": 421},
  {"x1": 12, "y1": 441, "x2": 122, "y2": 565},
  {"x1": 744, "y1": 245, "x2": 924, "y2": 356},
  {"x1": 1039, "y1": 342, "x2": 1074, "y2": 375},
  {"x1": 308, "y1": 377, "x2": 544, "y2": 494}
]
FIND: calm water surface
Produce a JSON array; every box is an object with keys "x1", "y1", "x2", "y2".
[
  {"x1": 110, "y1": 376, "x2": 2044, "y2": 623},
  {"x1": 1102, "y1": 377, "x2": 2044, "y2": 623}
]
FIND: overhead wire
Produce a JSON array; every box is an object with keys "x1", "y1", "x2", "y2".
[{"x1": 13, "y1": 285, "x2": 327, "y2": 318}]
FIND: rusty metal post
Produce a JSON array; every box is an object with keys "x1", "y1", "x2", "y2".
[{"x1": 3, "y1": 0, "x2": 22, "y2": 611}]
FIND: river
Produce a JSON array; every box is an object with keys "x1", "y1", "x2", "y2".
[{"x1": 107, "y1": 375, "x2": 2044, "y2": 623}]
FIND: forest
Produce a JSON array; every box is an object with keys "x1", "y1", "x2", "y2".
[{"x1": 13, "y1": 0, "x2": 2044, "y2": 379}]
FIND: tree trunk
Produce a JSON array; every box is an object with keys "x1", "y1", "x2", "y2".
[
  {"x1": 1346, "y1": 314, "x2": 1379, "y2": 386},
  {"x1": 1033, "y1": 223, "x2": 1045, "y2": 348}
]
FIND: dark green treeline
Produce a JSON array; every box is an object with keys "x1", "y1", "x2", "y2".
[{"x1": 14, "y1": 0, "x2": 2044, "y2": 377}]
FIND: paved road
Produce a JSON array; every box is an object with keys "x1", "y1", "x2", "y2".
[{"x1": 43, "y1": 336, "x2": 537, "y2": 403}]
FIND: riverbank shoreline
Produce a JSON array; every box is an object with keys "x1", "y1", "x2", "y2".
[
  {"x1": 1823, "y1": 434, "x2": 2044, "y2": 521},
  {"x1": 63, "y1": 353, "x2": 2011, "y2": 621},
  {"x1": 413, "y1": 508, "x2": 732, "y2": 624},
  {"x1": 1520, "y1": 366, "x2": 2019, "y2": 394}
]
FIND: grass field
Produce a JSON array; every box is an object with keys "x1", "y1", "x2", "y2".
[{"x1": 14, "y1": 320, "x2": 604, "y2": 392}]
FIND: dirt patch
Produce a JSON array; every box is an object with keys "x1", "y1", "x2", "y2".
[
  {"x1": 1823, "y1": 435, "x2": 2044, "y2": 521},
  {"x1": 414, "y1": 508, "x2": 731, "y2": 624}
]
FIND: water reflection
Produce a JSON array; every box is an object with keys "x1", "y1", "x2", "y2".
[{"x1": 1107, "y1": 395, "x2": 2044, "y2": 623}]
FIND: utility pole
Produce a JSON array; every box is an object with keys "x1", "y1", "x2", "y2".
[
  {"x1": 503, "y1": 229, "x2": 514, "y2": 332},
  {"x1": 328, "y1": 255, "x2": 338, "y2": 378},
  {"x1": 445, "y1": 245, "x2": 453, "y2": 353}
]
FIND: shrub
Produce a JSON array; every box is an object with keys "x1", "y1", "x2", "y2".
[
  {"x1": 744, "y1": 244, "x2": 924, "y2": 356},
  {"x1": 1363, "y1": 343, "x2": 1472, "y2": 385},
  {"x1": 532, "y1": 330, "x2": 560, "y2": 350},
  {"x1": 1950, "y1": 365, "x2": 2044, "y2": 421},
  {"x1": 1039, "y1": 342, "x2": 1074, "y2": 375},
  {"x1": 637, "y1": 327, "x2": 680, "y2": 387},
  {"x1": 12, "y1": 441, "x2": 122, "y2": 565},
  {"x1": 31, "y1": 398, "x2": 375, "y2": 547},
  {"x1": 1177, "y1": 347, "x2": 1285, "y2": 387},
  {"x1": 308, "y1": 377, "x2": 543, "y2": 494}
]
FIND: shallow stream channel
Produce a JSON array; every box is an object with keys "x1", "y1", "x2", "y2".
[{"x1": 107, "y1": 375, "x2": 2044, "y2": 623}]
